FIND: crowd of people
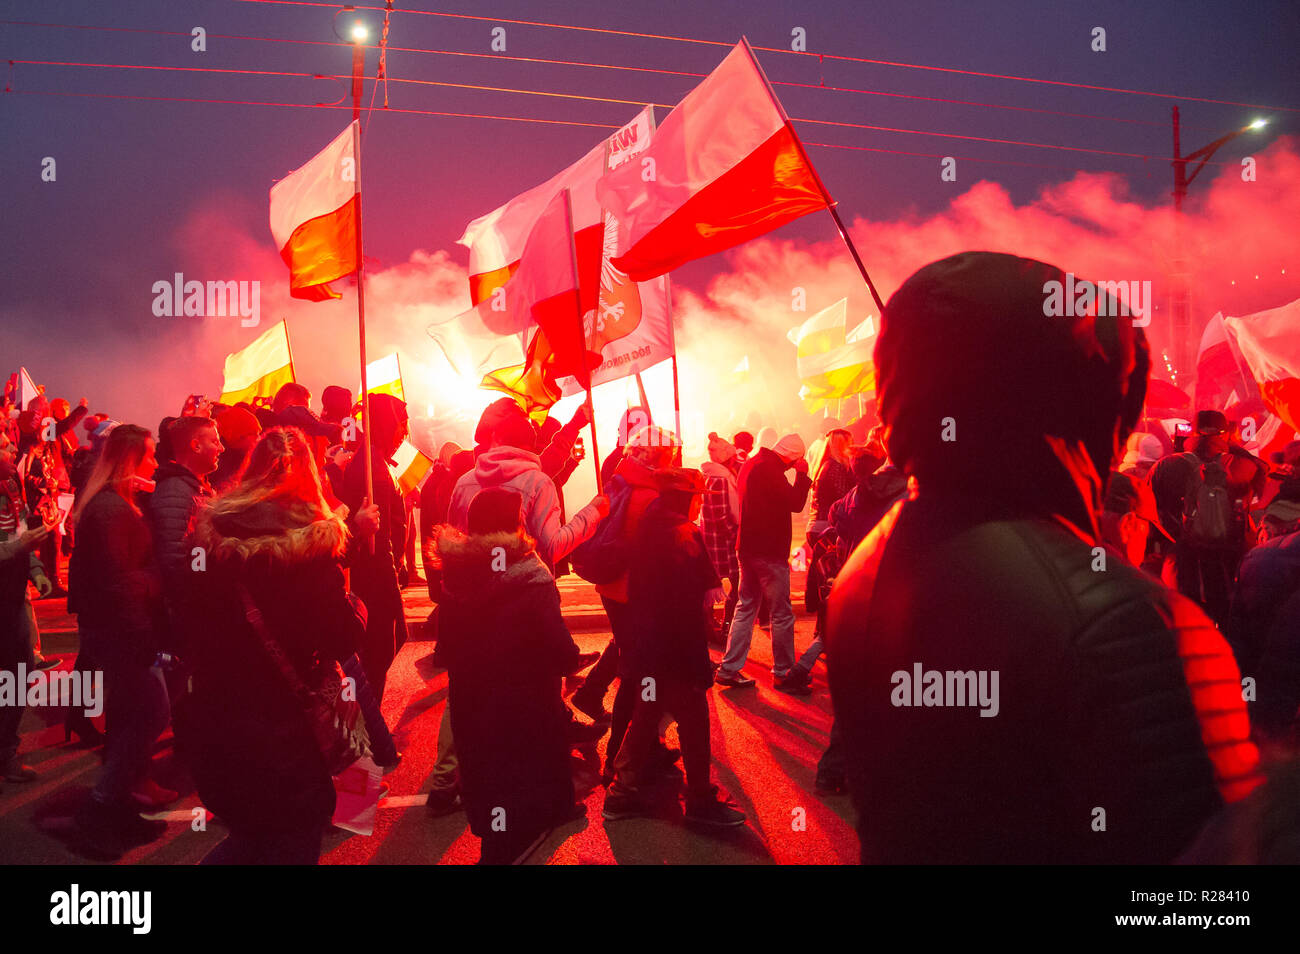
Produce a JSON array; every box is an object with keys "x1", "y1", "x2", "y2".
[{"x1": 3, "y1": 248, "x2": 1299, "y2": 865}]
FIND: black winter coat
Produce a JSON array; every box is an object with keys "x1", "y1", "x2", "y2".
[
  {"x1": 736, "y1": 448, "x2": 812, "y2": 561},
  {"x1": 67, "y1": 489, "x2": 163, "y2": 666},
  {"x1": 176, "y1": 501, "x2": 362, "y2": 833},
  {"x1": 828, "y1": 492, "x2": 1261, "y2": 864},
  {"x1": 146, "y1": 462, "x2": 212, "y2": 639},
  {"x1": 434, "y1": 529, "x2": 579, "y2": 840},
  {"x1": 621, "y1": 499, "x2": 719, "y2": 689}
]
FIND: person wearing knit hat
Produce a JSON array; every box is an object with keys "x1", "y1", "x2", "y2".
[
  {"x1": 827, "y1": 250, "x2": 1259, "y2": 864},
  {"x1": 715, "y1": 426, "x2": 811, "y2": 690},
  {"x1": 603, "y1": 465, "x2": 746, "y2": 827},
  {"x1": 432, "y1": 482, "x2": 589, "y2": 862}
]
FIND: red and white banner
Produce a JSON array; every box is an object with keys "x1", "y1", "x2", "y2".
[
  {"x1": 594, "y1": 40, "x2": 827, "y2": 282},
  {"x1": 269, "y1": 122, "x2": 359, "y2": 301},
  {"x1": 1225, "y1": 298, "x2": 1300, "y2": 436}
]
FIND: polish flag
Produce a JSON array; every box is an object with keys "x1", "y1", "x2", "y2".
[
  {"x1": 269, "y1": 122, "x2": 359, "y2": 301},
  {"x1": 1225, "y1": 298, "x2": 1300, "y2": 436},
  {"x1": 390, "y1": 441, "x2": 433, "y2": 495},
  {"x1": 445, "y1": 190, "x2": 599, "y2": 389},
  {"x1": 458, "y1": 107, "x2": 655, "y2": 308},
  {"x1": 595, "y1": 39, "x2": 828, "y2": 282}
]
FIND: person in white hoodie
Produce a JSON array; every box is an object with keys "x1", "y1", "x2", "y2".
[
  {"x1": 427, "y1": 399, "x2": 607, "y2": 816},
  {"x1": 447, "y1": 402, "x2": 606, "y2": 570},
  {"x1": 701, "y1": 432, "x2": 742, "y2": 637}
]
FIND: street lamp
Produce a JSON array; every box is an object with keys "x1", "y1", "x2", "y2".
[{"x1": 1169, "y1": 108, "x2": 1270, "y2": 385}]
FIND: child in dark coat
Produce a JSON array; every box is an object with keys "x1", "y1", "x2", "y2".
[{"x1": 433, "y1": 487, "x2": 585, "y2": 864}]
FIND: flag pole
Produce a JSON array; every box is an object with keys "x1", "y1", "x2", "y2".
[
  {"x1": 633, "y1": 370, "x2": 651, "y2": 415},
  {"x1": 740, "y1": 36, "x2": 887, "y2": 315},
  {"x1": 351, "y1": 37, "x2": 375, "y2": 520},
  {"x1": 665, "y1": 274, "x2": 686, "y2": 441},
  {"x1": 282, "y1": 320, "x2": 298, "y2": 386},
  {"x1": 561, "y1": 188, "x2": 603, "y2": 492}
]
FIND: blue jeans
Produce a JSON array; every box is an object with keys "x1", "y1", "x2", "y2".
[
  {"x1": 92, "y1": 660, "x2": 170, "y2": 806},
  {"x1": 720, "y1": 555, "x2": 796, "y2": 679}
]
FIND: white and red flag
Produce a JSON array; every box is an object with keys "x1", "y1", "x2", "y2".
[
  {"x1": 1224, "y1": 298, "x2": 1300, "y2": 436},
  {"x1": 269, "y1": 121, "x2": 359, "y2": 301},
  {"x1": 458, "y1": 107, "x2": 655, "y2": 309},
  {"x1": 595, "y1": 39, "x2": 828, "y2": 282}
]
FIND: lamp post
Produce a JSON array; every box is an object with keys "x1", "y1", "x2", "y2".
[{"x1": 1169, "y1": 108, "x2": 1268, "y2": 386}]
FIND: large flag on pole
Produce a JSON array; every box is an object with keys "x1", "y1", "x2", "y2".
[
  {"x1": 219, "y1": 320, "x2": 295, "y2": 405},
  {"x1": 596, "y1": 40, "x2": 828, "y2": 282},
  {"x1": 269, "y1": 121, "x2": 360, "y2": 301},
  {"x1": 1224, "y1": 298, "x2": 1300, "y2": 435},
  {"x1": 788, "y1": 299, "x2": 876, "y2": 412},
  {"x1": 362, "y1": 352, "x2": 404, "y2": 401},
  {"x1": 476, "y1": 190, "x2": 600, "y2": 415}
]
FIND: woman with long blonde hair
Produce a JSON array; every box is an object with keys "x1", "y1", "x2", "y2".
[
  {"x1": 178, "y1": 426, "x2": 367, "y2": 864},
  {"x1": 67, "y1": 424, "x2": 171, "y2": 857}
]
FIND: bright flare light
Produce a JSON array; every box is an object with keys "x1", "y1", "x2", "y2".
[
  {"x1": 351, "y1": 23, "x2": 368, "y2": 42},
  {"x1": 1249, "y1": 118, "x2": 1268, "y2": 130}
]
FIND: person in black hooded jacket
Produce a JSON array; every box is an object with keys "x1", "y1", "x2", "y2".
[
  {"x1": 178, "y1": 426, "x2": 364, "y2": 864},
  {"x1": 432, "y1": 487, "x2": 584, "y2": 864},
  {"x1": 828, "y1": 252, "x2": 1262, "y2": 864}
]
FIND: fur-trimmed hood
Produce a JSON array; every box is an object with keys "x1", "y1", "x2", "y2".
[
  {"x1": 434, "y1": 528, "x2": 554, "y2": 598},
  {"x1": 192, "y1": 499, "x2": 348, "y2": 566}
]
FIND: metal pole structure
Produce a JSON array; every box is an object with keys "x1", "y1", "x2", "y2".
[
  {"x1": 351, "y1": 35, "x2": 374, "y2": 516},
  {"x1": 561, "y1": 189, "x2": 603, "y2": 492},
  {"x1": 1171, "y1": 105, "x2": 1190, "y2": 388},
  {"x1": 1170, "y1": 108, "x2": 1268, "y2": 389}
]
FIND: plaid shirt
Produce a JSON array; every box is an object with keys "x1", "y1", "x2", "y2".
[{"x1": 701, "y1": 473, "x2": 740, "y2": 580}]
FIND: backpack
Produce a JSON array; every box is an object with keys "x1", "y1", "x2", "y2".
[
  {"x1": 1180, "y1": 452, "x2": 1236, "y2": 548},
  {"x1": 570, "y1": 475, "x2": 633, "y2": 584}
]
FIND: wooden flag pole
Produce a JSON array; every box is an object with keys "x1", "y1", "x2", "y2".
[
  {"x1": 740, "y1": 35, "x2": 887, "y2": 315},
  {"x1": 634, "y1": 370, "x2": 651, "y2": 415},
  {"x1": 351, "y1": 40, "x2": 375, "y2": 522},
  {"x1": 561, "y1": 188, "x2": 603, "y2": 492}
]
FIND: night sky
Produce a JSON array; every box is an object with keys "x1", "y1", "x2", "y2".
[{"x1": 3, "y1": 0, "x2": 1297, "y2": 439}]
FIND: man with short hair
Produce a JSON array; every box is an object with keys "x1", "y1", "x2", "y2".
[
  {"x1": 1099, "y1": 470, "x2": 1172, "y2": 569},
  {"x1": 715, "y1": 432, "x2": 811, "y2": 690},
  {"x1": 148, "y1": 415, "x2": 222, "y2": 653}
]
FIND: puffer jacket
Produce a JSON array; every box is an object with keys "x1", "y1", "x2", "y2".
[
  {"x1": 448, "y1": 445, "x2": 602, "y2": 570},
  {"x1": 828, "y1": 492, "x2": 1262, "y2": 864},
  {"x1": 147, "y1": 461, "x2": 212, "y2": 588}
]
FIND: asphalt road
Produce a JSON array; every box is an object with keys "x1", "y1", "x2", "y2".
[{"x1": 1, "y1": 549, "x2": 857, "y2": 865}]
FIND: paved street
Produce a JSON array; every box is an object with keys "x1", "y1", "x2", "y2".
[{"x1": 1, "y1": 556, "x2": 859, "y2": 865}]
